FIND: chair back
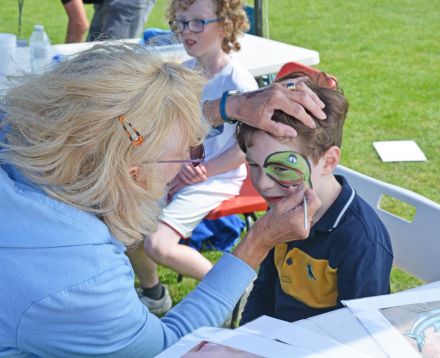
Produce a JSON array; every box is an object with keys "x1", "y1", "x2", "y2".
[
  {"x1": 206, "y1": 167, "x2": 268, "y2": 220},
  {"x1": 335, "y1": 165, "x2": 440, "y2": 283}
]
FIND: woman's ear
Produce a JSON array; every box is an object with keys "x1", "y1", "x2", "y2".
[
  {"x1": 128, "y1": 166, "x2": 141, "y2": 182},
  {"x1": 322, "y1": 146, "x2": 340, "y2": 175}
]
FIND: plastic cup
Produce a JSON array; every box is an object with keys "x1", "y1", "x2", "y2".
[{"x1": 0, "y1": 33, "x2": 17, "y2": 76}]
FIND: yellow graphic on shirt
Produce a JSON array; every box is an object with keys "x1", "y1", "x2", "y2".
[{"x1": 274, "y1": 244, "x2": 338, "y2": 308}]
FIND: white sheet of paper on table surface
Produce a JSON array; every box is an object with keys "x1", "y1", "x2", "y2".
[
  {"x1": 237, "y1": 315, "x2": 374, "y2": 358},
  {"x1": 156, "y1": 326, "x2": 331, "y2": 358},
  {"x1": 343, "y1": 287, "x2": 440, "y2": 358},
  {"x1": 373, "y1": 140, "x2": 426, "y2": 162},
  {"x1": 297, "y1": 311, "x2": 388, "y2": 358}
]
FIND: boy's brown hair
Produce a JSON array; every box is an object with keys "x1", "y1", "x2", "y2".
[
  {"x1": 236, "y1": 72, "x2": 349, "y2": 164},
  {"x1": 166, "y1": 0, "x2": 249, "y2": 53}
]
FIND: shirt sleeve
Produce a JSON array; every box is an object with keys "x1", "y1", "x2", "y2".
[
  {"x1": 17, "y1": 253, "x2": 256, "y2": 358},
  {"x1": 240, "y1": 249, "x2": 277, "y2": 325},
  {"x1": 335, "y1": 223, "x2": 393, "y2": 306}
]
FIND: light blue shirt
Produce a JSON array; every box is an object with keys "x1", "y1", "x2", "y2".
[{"x1": 0, "y1": 164, "x2": 256, "y2": 357}]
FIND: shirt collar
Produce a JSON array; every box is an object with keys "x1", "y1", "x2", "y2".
[{"x1": 312, "y1": 175, "x2": 356, "y2": 233}]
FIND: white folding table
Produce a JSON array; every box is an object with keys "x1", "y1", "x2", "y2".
[
  {"x1": 291, "y1": 280, "x2": 440, "y2": 357},
  {"x1": 0, "y1": 34, "x2": 319, "y2": 91}
]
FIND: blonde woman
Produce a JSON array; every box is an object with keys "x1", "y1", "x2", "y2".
[{"x1": 0, "y1": 43, "x2": 323, "y2": 357}]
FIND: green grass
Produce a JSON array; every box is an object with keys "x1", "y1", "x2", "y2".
[{"x1": 2, "y1": 0, "x2": 438, "y2": 303}]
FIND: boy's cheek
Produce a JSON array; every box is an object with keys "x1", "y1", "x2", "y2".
[{"x1": 249, "y1": 170, "x2": 263, "y2": 193}]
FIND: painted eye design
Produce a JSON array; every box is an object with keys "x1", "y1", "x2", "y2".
[
  {"x1": 263, "y1": 151, "x2": 313, "y2": 189},
  {"x1": 288, "y1": 154, "x2": 297, "y2": 164}
]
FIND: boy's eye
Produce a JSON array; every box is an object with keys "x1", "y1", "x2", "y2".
[
  {"x1": 247, "y1": 162, "x2": 259, "y2": 168},
  {"x1": 271, "y1": 165, "x2": 289, "y2": 173}
]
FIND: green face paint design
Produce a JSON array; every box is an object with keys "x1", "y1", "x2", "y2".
[{"x1": 263, "y1": 151, "x2": 313, "y2": 189}]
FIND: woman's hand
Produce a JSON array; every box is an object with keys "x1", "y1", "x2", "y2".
[
  {"x1": 233, "y1": 187, "x2": 321, "y2": 269},
  {"x1": 203, "y1": 80, "x2": 326, "y2": 138},
  {"x1": 229, "y1": 80, "x2": 326, "y2": 137}
]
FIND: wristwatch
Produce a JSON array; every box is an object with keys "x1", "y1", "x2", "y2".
[{"x1": 219, "y1": 90, "x2": 240, "y2": 124}]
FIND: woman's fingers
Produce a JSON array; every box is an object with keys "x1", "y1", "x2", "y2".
[
  {"x1": 279, "y1": 78, "x2": 325, "y2": 111},
  {"x1": 230, "y1": 81, "x2": 326, "y2": 138},
  {"x1": 259, "y1": 188, "x2": 321, "y2": 245}
]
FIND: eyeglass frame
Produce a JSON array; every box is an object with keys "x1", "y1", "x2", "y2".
[
  {"x1": 169, "y1": 18, "x2": 222, "y2": 34},
  {"x1": 154, "y1": 144, "x2": 205, "y2": 168}
]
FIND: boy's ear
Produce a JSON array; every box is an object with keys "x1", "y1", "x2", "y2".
[{"x1": 321, "y1": 146, "x2": 340, "y2": 175}]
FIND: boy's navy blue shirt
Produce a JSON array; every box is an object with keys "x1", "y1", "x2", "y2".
[{"x1": 241, "y1": 175, "x2": 393, "y2": 324}]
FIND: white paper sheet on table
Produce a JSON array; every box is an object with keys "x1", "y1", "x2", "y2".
[
  {"x1": 238, "y1": 315, "x2": 374, "y2": 358},
  {"x1": 157, "y1": 326, "x2": 339, "y2": 357},
  {"x1": 373, "y1": 140, "x2": 426, "y2": 162},
  {"x1": 299, "y1": 309, "x2": 388, "y2": 357},
  {"x1": 343, "y1": 287, "x2": 440, "y2": 358}
]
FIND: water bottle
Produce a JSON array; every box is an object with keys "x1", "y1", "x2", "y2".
[{"x1": 29, "y1": 25, "x2": 51, "y2": 73}]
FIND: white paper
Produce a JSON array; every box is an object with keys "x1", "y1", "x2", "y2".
[
  {"x1": 157, "y1": 326, "x2": 332, "y2": 357},
  {"x1": 238, "y1": 315, "x2": 374, "y2": 358},
  {"x1": 373, "y1": 140, "x2": 426, "y2": 162},
  {"x1": 343, "y1": 286, "x2": 440, "y2": 358},
  {"x1": 300, "y1": 309, "x2": 388, "y2": 357}
]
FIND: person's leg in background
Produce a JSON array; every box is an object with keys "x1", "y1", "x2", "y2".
[
  {"x1": 127, "y1": 243, "x2": 173, "y2": 316},
  {"x1": 143, "y1": 187, "x2": 234, "y2": 280},
  {"x1": 129, "y1": 187, "x2": 234, "y2": 314},
  {"x1": 127, "y1": 222, "x2": 213, "y2": 316},
  {"x1": 144, "y1": 222, "x2": 214, "y2": 280},
  {"x1": 88, "y1": 0, "x2": 156, "y2": 40},
  {"x1": 127, "y1": 220, "x2": 214, "y2": 315},
  {"x1": 87, "y1": 1, "x2": 107, "y2": 41},
  {"x1": 63, "y1": 0, "x2": 89, "y2": 43}
]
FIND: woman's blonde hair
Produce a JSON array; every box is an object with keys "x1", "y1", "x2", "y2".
[
  {"x1": 0, "y1": 43, "x2": 208, "y2": 247},
  {"x1": 167, "y1": 0, "x2": 249, "y2": 53}
]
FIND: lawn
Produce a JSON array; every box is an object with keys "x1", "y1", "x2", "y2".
[{"x1": 1, "y1": 0, "x2": 438, "y2": 303}]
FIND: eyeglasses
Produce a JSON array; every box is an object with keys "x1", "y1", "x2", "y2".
[
  {"x1": 169, "y1": 18, "x2": 222, "y2": 34},
  {"x1": 156, "y1": 144, "x2": 205, "y2": 167}
]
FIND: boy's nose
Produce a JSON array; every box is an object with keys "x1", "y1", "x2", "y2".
[
  {"x1": 181, "y1": 25, "x2": 191, "y2": 35},
  {"x1": 254, "y1": 169, "x2": 276, "y2": 191}
]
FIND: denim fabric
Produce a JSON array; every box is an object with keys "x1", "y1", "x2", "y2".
[{"x1": 88, "y1": 0, "x2": 156, "y2": 41}]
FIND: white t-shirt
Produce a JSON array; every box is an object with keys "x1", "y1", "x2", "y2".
[
  {"x1": 185, "y1": 57, "x2": 258, "y2": 192},
  {"x1": 159, "y1": 58, "x2": 258, "y2": 236}
]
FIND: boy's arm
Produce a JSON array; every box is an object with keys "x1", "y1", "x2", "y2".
[
  {"x1": 168, "y1": 144, "x2": 245, "y2": 194},
  {"x1": 240, "y1": 249, "x2": 277, "y2": 325},
  {"x1": 203, "y1": 143, "x2": 245, "y2": 177},
  {"x1": 336, "y1": 227, "x2": 393, "y2": 305}
]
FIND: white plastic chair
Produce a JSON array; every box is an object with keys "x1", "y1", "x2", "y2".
[{"x1": 335, "y1": 165, "x2": 440, "y2": 283}]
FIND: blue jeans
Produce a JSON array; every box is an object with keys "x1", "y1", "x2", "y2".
[{"x1": 88, "y1": 0, "x2": 156, "y2": 41}]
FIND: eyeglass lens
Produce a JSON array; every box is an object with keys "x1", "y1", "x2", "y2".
[
  {"x1": 190, "y1": 144, "x2": 205, "y2": 165},
  {"x1": 170, "y1": 20, "x2": 206, "y2": 33}
]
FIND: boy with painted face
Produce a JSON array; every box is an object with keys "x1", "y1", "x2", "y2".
[{"x1": 237, "y1": 73, "x2": 394, "y2": 323}]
